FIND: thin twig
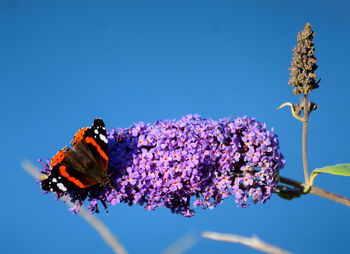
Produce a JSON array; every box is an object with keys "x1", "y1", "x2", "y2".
[
  {"x1": 302, "y1": 94, "x2": 310, "y2": 185},
  {"x1": 161, "y1": 232, "x2": 198, "y2": 254},
  {"x1": 21, "y1": 160, "x2": 128, "y2": 254},
  {"x1": 202, "y1": 231, "x2": 292, "y2": 254},
  {"x1": 279, "y1": 176, "x2": 350, "y2": 207}
]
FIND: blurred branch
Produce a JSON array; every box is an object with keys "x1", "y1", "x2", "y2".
[
  {"x1": 161, "y1": 232, "x2": 198, "y2": 254},
  {"x1": 21, "y1": 160, "x2": 128, "y2": 254},
  {"x1": 202, "y1": 231, "x2": 291, "y2": 254},
  {"x1": 22, "y1": 160, "x2": 42, "y2": 179},
  {"x1": 279, "y1": 176, "x2": 350, "y2": 207}
]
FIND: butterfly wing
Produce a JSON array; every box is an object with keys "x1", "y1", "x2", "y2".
[
  {"x1": 67, "y1": 119, "x2": 109, "y2": 186},
  {"x1": 41, "y1": 147, "x2": 100, "y2": 191},
  {"x1": 41, "y1": 162, "x2": 77, "y2": 192},
  {"x1": 79, "y1": 118, "x2": 109, "y2": 174}
]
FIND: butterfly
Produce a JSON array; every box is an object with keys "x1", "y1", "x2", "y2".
[{"x1": 41, "y1": 119, "x2": 112, "y2": 193}]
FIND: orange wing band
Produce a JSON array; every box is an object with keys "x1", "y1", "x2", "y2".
[
  {"x1": 85, "y1": 136, "x2": 109, "y2": 161},
  {"x1": 59, "y1": 165, "x2": 86, "y2": 188},
  {"x1": 71, "y1": 127, "x2": 88, "y2": 145},
  {"x1": 50, "y1": 148, "x2": 67, "y2": 168}
]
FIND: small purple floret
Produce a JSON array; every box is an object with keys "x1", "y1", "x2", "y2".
[{"x1": 39, "y1": 115, "x2": 285, "y2": 217}]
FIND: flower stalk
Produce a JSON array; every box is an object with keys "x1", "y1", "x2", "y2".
[
  {"x1": 279, "y1": 176, "x2": 350, "y2": 207},
  {"x1": 302, "y1": 94, "x2": 310, "y2": 186}
]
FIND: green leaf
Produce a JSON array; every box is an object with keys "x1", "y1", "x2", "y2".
[{"x1": 310, "y1": 163, "x2": 350, "y2": 186}]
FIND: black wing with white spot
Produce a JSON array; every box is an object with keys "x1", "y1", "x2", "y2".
[
  {"x1": 41, "y1": 164, "x2": 79, "y2": 192},
  {"x1": 86, "y1": 119, "x2": 109, "y2": 153}
]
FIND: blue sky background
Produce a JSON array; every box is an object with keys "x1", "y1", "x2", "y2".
[{"x1": 1, "y1": 1, "x2": 350, "y2": 253}]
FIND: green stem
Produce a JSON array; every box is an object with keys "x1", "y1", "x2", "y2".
[{"x1": 302, "y1": 94, "x2": 310, "y2": 185}]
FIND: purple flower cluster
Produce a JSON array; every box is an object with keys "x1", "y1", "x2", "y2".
[{"x1": 40, "y1": 115, "x2": 285, "y2": 217}]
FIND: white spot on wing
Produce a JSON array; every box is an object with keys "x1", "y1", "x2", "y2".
[
  {"x1": 94, "y1": 129, "x2": 99, "y2": 134},
  {"x1": 99, "y1": 134, "x2": 108, "y2": 143},
  {"x1": 57, "y1": 183, "x2": 67, "y2": 192},
  {"x1": 52, "y1": 178, "x2": 57, "y2": 182}
]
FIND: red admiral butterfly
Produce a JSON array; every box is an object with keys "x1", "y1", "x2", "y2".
[{"x1": 41, "y1": 118, "x2": 112, "y2": 193}]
